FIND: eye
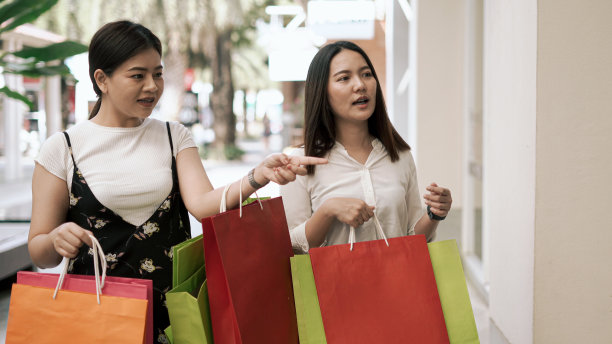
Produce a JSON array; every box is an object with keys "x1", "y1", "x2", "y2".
[
  {"x1": 131, "y1": 74, "x2": 144, "y2": 79},
  {"x1": 337, "y1": 75, "x2": 350, "y2": 82},
  {"x1": 363, "y1": 71, "x2": 373, "y2": 78},
  {"x1": 154, "y1": 72, "x2": 163, "y2": 78}
]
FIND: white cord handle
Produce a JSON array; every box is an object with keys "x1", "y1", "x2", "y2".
[
  {"x1": 349, "y1": 213, "x2": 389, "y2": 251},
  {"x1": 53, "y1": 235, "x2": 107, "y2": 304},
  {"x1": 219, "y1": 179, "x2": 264, "y2": 218}
]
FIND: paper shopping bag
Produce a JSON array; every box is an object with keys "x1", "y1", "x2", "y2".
[
  {"x1": 166, "y1": 264, "x2": 213, "y2": 344},
  {"x1": 290, "y1": 254, "x2": 327, "y2": 344},
  {"x1": 6, "y1": 282, "x2": 147, "y2": 343},
  {"x1": 428, "y1": 240, "x2": 480, "y2": 344},
  {"x1": 203, "y1": 196, "x2": 298, "y2": 344},
  {"x1": 309, "y1": 234, "x2": 450, "y2": 344},
  {"x1": 172, "y1": 234, "x2": 204, "y2": 288},
  {"x1": 16, "y1": 271, "x2": 153, "y2": 344}
]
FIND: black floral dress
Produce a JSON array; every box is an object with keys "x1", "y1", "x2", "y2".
[{"x1": 63, "y1": 122, "x2": 191, "y2": 344}]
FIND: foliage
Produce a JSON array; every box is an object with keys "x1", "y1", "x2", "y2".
[{"x1": 0, "y1": 0, "x2": 87, "y2": 109}]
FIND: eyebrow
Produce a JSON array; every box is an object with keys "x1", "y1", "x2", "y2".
[
  {"x1": 127, "y1": 65, "x2": 163, "y2": 71},
  {"x1": 332, "y1": 66, "x2": 371, "y2": 77}
]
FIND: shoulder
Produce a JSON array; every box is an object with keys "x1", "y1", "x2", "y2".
[
  {"x1": 287, "y1": 146, "x2": 305, "y2": 157},
  {"x1": 39, "y1": 131, "x2": 68, "y2": 155}
]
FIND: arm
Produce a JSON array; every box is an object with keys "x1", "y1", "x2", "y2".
[
  {"x1": 28, "y1": 164, "x2": 93, "y2": 268},
  {"x1": 414, "y1": 183, "x2": 452, "y2": 240},
  {"x1": 177, "y1": 147, "x2": 327, "y2": 221}
]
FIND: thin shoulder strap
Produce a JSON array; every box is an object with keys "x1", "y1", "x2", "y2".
[
  {"x1": 62, "y1": 131, "x2": 77, "y2": 166},
  {"x1": 165, "y1": 122, "x2": 174, "y2": 156}
]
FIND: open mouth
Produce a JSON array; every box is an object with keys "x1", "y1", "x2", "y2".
[
  {"x1": 352, "y1": 97, "x2": 369, "y2": 105},
  {"x1": 137, "y1": 97, "x2": 155, "y2": 104}
]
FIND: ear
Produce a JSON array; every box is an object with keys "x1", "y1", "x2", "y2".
[{"x1": 93, "y1": 69, "x2": 109, "y2": 94}]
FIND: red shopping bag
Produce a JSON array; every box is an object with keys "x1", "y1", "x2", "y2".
[
  {"x1": 16, "y1": 271, "x2": 153, "y2": 344},
  {"x1": 309, "y1": 234, "x2": 450, "y2": 344},
  {"x1": 203, "y1": 195, "x2": 298, "y2": 344}
]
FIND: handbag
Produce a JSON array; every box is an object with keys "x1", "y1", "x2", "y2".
[
  {"x1": 203, "y1": 183, "x2": 298, "y2": 343},
  {"x1": 6, "y1": 235, "x2": 148, "y2": 343}
]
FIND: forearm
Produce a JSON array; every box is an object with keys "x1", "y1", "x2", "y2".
[
  {"x1": 188, "y1": 167, "x2": 267, "y2": 220},
  {"x1": 413, "y1": 213, "x2": 439, "y2": 242},
  {"x1": 305, "y1": 204, "x2": 336, "y2": 248},
  {"x1": 28, "y1": 230, "x2": 63, "y2": 269}
]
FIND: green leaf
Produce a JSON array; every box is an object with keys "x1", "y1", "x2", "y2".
[
  {"x1": 11, "y1": 41, "x2": 87, "y2": 62},
  {"x1": 2, "y1": 62, "x2": 70, "y2": 77},
  {"x1": 0, "y1": 0, "x2": 59, "y2": 34},
  {"x1": 0, "y1": 86, "x2": 34, "y2": 109}
]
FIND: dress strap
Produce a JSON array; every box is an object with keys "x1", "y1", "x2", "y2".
[
  {"x1": 62, "y1": 131, "x2": 77, "y2": 167},
  {"x1": 165, "y1": 122, "x2": 174, "y2": 157}
]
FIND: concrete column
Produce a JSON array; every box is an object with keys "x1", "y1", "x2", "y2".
[
  {"x1": 44, "y1": 75, "x2": 62, "y2": 138},
  {"x1": 3, "y1": 37, "x2": 25, "y2": 181}
]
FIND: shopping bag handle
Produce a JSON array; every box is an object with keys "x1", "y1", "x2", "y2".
[
  {"x1": 349, "y1": 213, "x2": 389, "y2": 251},
  {"x1": 53, "y1": 235, "x2": 107, "y2": 304},
  {"x1": 219, "y1": 179, "x2": 264, "y2": 218}
]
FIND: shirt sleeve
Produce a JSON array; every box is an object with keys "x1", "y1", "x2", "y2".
[
  {"x1": 404, "y1": 150, "x2": 429, "y2": 239},
  {"x1": 35, "y1": 131, "x2": 71, "y2": 181},
  {"x1": 169, "y1": 121, "x2": 197, "y2": 155},
  {"x1": 279, "y1": 149, "x2": 312, "y2": 254}
]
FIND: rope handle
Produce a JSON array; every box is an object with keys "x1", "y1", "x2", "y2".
[
  {"x1": 53, "y1": 235, "x2": 107, "y2": 304},
  {"x1": 219, "y1": 178, "x2": 264, "y2": 219},
  {"x1": 349, "y1": 213, "x2": 389, "y2": 251}
]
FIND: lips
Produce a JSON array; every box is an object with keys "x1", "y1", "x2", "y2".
[
  {"x1": 137, "y1": 97, "x2": 155, "y2": 104},
  {"x1": 352, "y1": 96, "x2": 369, "y2": 105}
]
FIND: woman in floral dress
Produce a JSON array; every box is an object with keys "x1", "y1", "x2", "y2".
[{"x1": 27, "y1": 20, "x2": 325, "y2": 343}]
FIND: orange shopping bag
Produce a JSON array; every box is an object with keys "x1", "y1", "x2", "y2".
[{"x1": 6, "y1": 236, "x2": 148, "y2": 344}]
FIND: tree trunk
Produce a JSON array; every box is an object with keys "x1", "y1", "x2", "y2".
[{"x1": 209, "y1": 30, "x2": 236, "y2": 150}]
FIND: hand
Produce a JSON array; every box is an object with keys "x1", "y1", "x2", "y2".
[
  {"x1": 50, "y1": 222, "x2": 94, "y2": 258},
  {"x1": 423, "y1": 183, "x2": 452, "y2": 219},
  {"x1": 255, "y1": 153, "x2": 328, "y2": 185},
  {"x1": 323, "y1": 198, "x2": 375, "y2": 228}
]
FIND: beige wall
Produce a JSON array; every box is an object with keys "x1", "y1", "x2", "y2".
[
  {"x1": 416, "y1": 0, "x2": 464, "y2": 208},
  {"x1": 534, "y1": 0, "x2": 612, "y2": 342},
  {"x1": 484, "y1": 1, "x2": 537, "y2": 343}
]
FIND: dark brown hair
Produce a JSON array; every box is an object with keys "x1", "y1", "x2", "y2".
[
  {"x1": 304, "y1": 41, "x2": 410, "y2": 174},
  {"x1": 88, "y1": 20, "x2": 162, "y2": 119}
]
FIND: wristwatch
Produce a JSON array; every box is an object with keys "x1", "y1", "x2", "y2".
[
  {"x1": 248, "y1": 168, "x2": 265, "y2": 189},
  {"x1": 427, "y1": 205, "x2": 446, "y2": 221}
]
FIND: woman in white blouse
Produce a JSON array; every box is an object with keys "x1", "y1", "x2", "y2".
[{"x1": 280, "y1": 41, "x2": 452, "y2": 253}]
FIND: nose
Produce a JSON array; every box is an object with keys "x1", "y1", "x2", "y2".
[
  {"x1": 143, "y1": 74, "x2": 158, "y2": 92},
  {"x1": 353, "y1": 77, "x2": 366, "y2": 92}
]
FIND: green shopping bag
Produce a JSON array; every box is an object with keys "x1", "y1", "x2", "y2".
[
  {"x1": 428, "y1": 240, "x2": 480, "y2": 344},
  {"x1": 164, "y1": 326, "x2": 173, "y2": 344},
  {"x1": 172, "y1": 234, "x2": 204, "y2": 287},
  {"x1": 166, "y1": 264, "x2": 213, "y2": 344},
  {"x1": 290, "y1": 255, "x2": 327, "y2": 344}
]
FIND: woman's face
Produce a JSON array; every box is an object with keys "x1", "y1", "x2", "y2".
[
  {"x1": 326, "y1": 49, "x2": 377, "y2": 125},
  {"x1": 98, "y1": 47, "x2": 163, "y2": 126}
]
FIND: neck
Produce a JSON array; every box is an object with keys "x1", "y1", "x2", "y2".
[
  {"x1": 91, "y1": 102, "x2": 144, "y2": 128},
  {"x1": 336, "y1": 121, "x2": 372, "y2": 151}
]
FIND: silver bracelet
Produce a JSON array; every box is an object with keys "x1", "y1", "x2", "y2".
[{"x1": 248, "y1": 168, "x2": 265, "y2": 189}]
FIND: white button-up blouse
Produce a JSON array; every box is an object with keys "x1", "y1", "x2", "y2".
[{"x1": 280, "y1": 139, "x2": 425, "y2": 253}]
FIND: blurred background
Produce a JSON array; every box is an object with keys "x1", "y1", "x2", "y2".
[{"x1": 1, "y1": 0, "x2": 611, "y2": 343}]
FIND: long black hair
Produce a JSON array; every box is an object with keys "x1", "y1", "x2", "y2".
[
  {"x1": 88, "y1": 20, "x2": 162, "y2": 119},
  {"x1": 304, "y1": 41, "x2": 410, "y2": 174}
]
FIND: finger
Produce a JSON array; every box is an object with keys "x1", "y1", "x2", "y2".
[
  {"x1": 291, "y1": 156, "x2": 328, "y2": 166},
  {"x1": 429, "y1": 206, "x2": 449, "y2": 217},
  {"x1": 70, "y1": 226, "x2": 93, "y2": 247},
  {"x1": 366, "y1": 206, "x2": 375, "y2": 217},
  {"x1": 275, "y1": 166, "x2": 296, "y2": 183},
  {"x1": 56, "y1": 246, "x2": 78, "y2": 259},
  {"x1": 288, "y1": 164, "x2": 308, "y2": 176},
  {"x1": 426, "y1": 200, "x2": 451, "y2": 211},
  {"x1": 271, "y1": 168, "x2": 290, "y2": 184},
  {"x1": 426, "y1": 185, "x2": 450, "y2": 196}
]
